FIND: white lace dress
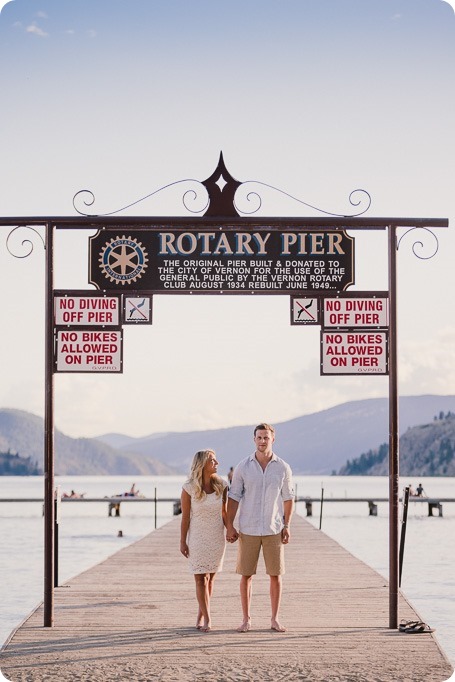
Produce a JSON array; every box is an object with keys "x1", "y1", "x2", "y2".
[{"x1": 183, "y1": 481, "x2": 227, "y2": 574}]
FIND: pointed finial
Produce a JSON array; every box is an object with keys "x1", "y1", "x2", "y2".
[{"x1": 201, "y1": 152, "x2": 242, "y2": 217}]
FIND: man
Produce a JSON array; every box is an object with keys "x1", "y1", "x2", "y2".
[{"x1": 226, "y1": 423, "x2": 295, "y2": 633}]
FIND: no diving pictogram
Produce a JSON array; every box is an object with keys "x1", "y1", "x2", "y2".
[
  {"x1": 124, "y1": 296, "x2": 153, "y2": 324},
  {"x1": 290, "y1": 296, "x2": 320, "y2": 325}
]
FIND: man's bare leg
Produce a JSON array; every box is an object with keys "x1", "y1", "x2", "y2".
[
  {"x1": 270, "y1": 575, "x2": 286, "y2": 631},
  {"x1": 237, "y1": 575, "x2": 253, "y2": 632}
]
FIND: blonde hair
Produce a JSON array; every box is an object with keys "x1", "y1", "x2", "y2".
[{"x1": 187, "y1": 449, "x2": 225, "y2": 501}]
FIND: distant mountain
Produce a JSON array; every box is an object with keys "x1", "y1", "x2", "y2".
[
  {"x1": 0, "y1": 409, "x2": 176, "y2": 475},
  {"x1": 100, "y1": 431, "x2": 171, "y2": 450},
  {"x1": 3, "y1": 395, "x2": 455, "y2": 476},
  {"x1": 340, "y1": 412, "x2": 455, "y2": 476},
  {"x1": 96, "y1": 433, "x2": 139, "y2": 450},
  {"x1": 96, "y1": 394, "x2": 455, "y2": 475}
]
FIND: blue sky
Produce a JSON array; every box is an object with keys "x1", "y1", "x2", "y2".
[{"x1": 0, "y1": 0, "x2": 454, "y2": 439}]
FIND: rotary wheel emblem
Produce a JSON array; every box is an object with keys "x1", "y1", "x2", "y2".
[{"x1": 99, "y1": 235, "x2": 148, "y2": 285}]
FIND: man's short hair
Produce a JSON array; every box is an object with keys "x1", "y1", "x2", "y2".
[{"x1": 254, "y1": 423, "x2": 275, "y2": 437}]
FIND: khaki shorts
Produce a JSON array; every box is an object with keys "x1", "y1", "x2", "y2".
[{"x1": 236, "y1": 532, "x2": 285, "y2": 576}]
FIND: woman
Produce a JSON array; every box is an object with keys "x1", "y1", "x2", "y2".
[{"x1": 180, "y1": 449, "x2": 227, "y2": 632}]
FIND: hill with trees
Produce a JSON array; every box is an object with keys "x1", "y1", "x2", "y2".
[
  {"x1": 339, "y1": 412, "x2": 455, "y2": 476},
  {"x1": 0, "y1": 450, "x2": 42, "y2": 475}
]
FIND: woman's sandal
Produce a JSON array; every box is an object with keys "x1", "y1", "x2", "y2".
[
  {"x1": 401, "y1": 621, "x2": 435, "y2": 634},
  {"x1": 399, "y1": 619, "x2": 419, "y2": 632}
]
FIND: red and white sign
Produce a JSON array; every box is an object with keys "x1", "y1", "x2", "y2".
[
  {"x1": 55, "y1": 330, "x2": 122, "y2": 373},
  {"x1": 54, "y1": 295, "x2": 120, "y2": 326},
  {"x1": 321, "y1": 331, "x2": 388, "y2": 375},
  {"x1": 323, "y1": 296, "x2": 388, "y2": 328}
]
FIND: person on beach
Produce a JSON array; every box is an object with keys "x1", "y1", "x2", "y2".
[
  {"x1": 226, "y1": 423, "x2": 295, "y2": 633},
  {"x1": 180, "y1": 449, "x2": 228, "y2": 633}
]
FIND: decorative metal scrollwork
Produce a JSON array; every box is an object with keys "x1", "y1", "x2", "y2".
[
  {"x1": 6, "y1": 225, "x2": 45, "y2": 259},
  {"x1": 72, "y1": 152, "x2": 372, "y2": 219},
  {"x1": 397, "y1": 227, "x2": 439, "y2": 260},
  {"x1": 73, "y1": 179, "x2": 209, "y2": 217},
  {"x1": 233, "y1": 181, "x2": 371, "y2": 217}
]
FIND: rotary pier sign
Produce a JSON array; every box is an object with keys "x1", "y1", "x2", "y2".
[{"x1": 88, "y1": 227, "x2": 354, "y2": 293}]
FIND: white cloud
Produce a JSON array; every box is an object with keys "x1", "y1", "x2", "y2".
[{"x1": 26, "y1": 23, "x2": 48, "y2": 37}]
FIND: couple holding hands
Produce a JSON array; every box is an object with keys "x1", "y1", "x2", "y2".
[{"x1": 180, "y1": 423, "x2": 295, "y2": 633}]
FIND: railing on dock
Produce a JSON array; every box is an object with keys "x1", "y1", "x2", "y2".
[
  {"x1": 296, "y1": 496, "x2": 448, "y2": 517},
  {"x1": 0, "y1": 494, "x2": 182, "y2": 532},
  {"x1": 0, "y1": 494, "x2": 451, "y2": 517}
]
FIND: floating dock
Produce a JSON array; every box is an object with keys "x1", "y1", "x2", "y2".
[{"x1": 0, "y1": 515, "x2": 452, "y2": 682}]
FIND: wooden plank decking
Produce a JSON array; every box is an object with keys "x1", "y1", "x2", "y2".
[{"x1": 1, "y1": 515, "x2": 453, "y2": 682}]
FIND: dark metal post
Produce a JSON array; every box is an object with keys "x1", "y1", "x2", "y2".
[
  {"x1": 319, "y1": 487, "x2": 324, "y2": 530},
  {"x1": 399, "y1": 486, "x2": 410, "y2": 587},
  {"x1": 388, "y1": 225, "x2": 399, "y2": 629},
  {"x1": 44, "y1": 222, "x2": 55, "y2": 627},
  {"x1": 54, "y1": 495, "x2": 59, "y2": 588},
  {"x1": 154, "y1": 487, "x2": 157, "y2": 529}
]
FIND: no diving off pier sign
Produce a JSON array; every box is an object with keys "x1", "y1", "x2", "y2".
[{"x1": 291, "y1": 293, "x2": 388, "y2": 327}]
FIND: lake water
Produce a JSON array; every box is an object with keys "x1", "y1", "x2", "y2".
[{"x1": 0, "y1": 475, "x2": 454, "y2": 670}]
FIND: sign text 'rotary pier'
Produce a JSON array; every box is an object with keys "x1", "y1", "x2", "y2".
[{"x1": 89, "y1": 227, "x2": 354, "y2": 293}]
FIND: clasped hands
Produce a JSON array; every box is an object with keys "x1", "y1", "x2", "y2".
[{"x1": 226, "y1": 526, "x2": 239, "y2": 543}]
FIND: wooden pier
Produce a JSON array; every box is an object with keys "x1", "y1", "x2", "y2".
[{"x1": 0, "y1": 515, "x2": 452, "y2": 682}]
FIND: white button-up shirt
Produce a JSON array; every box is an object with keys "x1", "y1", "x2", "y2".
[{"x1": 228, "y1": 452, "x2": 295, "y2": 536}]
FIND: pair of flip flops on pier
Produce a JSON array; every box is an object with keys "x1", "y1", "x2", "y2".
[{"x1": 399, "y1": 620, "x2": 435, "y2": 634}]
